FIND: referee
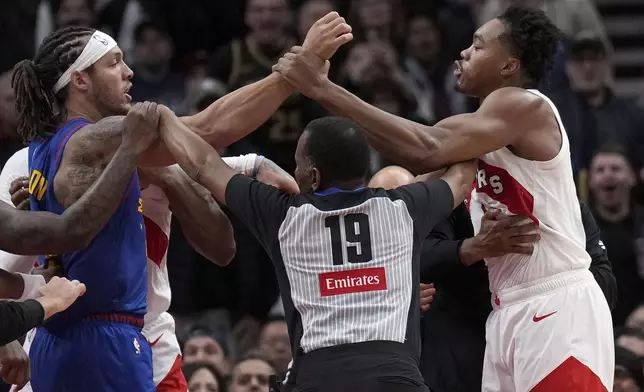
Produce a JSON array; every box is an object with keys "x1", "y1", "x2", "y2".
[
  {"x1": 371, "y1": 166, "x2": 617, "y2": 392},
  {"x1": 158, "y1": 113, "x2": 477, "y2": 392}
]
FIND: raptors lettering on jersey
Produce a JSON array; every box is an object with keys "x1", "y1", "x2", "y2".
[{"x1": 468, "y1": 89, "x2": 591, "y2": 293}]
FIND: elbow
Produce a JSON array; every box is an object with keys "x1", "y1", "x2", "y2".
[{"x1": 200, "y1": 238, "x2": 236, "y2": 267}]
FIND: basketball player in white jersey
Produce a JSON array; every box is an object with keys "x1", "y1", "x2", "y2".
[
  {"x1": 0, "y1": 148, "x2": 294, "y2": 391},
  {"x1": 273, "y1": 5, "x2": 614, "y2": 391}
]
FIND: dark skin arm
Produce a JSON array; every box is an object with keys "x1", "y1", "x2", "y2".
[
  {"x1": 2, "y1": 144, "x2": 137, "y2": 255},
  {"x1": 141, "y1": 166, "x2": 236, "y2": 266},
  {"x1": 273, "y1": 51, "x2": 561, "y2": 174},
  {"x1": 54, "y1": 13, "x2": 353, "y2": 186},
  {"x1": 0, "y1": 269, "x2": 25, "y2": 300},
  {"x1": 156, "y1": 107, "x2": 250, "y2": 204},
  {"x1": 9, "y1": 102, "x2": 159, "y2": 256}
]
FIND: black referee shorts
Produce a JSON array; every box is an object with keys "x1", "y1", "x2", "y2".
[{"x1": 288, "y1": 341, "x2": 429, "y2": 392}]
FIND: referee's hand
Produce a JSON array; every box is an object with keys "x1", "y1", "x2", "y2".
[{"x1": 420, "y1": 283, "x2": 435, "y2": 311}]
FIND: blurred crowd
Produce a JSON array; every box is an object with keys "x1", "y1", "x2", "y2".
[{"x1": 1, "y1": 0, "x2": 644, "y2": 391}]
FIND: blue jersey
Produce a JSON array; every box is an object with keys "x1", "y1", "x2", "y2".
[{"x1": 28, "y1": 118, "x2": 148, "y2": 331}]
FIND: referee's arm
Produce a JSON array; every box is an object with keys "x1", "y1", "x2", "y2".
[
  {"x1": 0, "y1": 299, "x2": 45, "y2": 346},
  {"x1": 580, "y1": 200, "x2": 617, "y2": 310},
  {"x1": 158, "y1": 106, "x2": 293, "y2": 248},
  {"x1": 419, "y1": 206, "x2": 465, "y2": 282}
]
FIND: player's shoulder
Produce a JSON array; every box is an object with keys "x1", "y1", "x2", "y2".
[{"x1": 482, "y1": 88, "x2": 549, "y2": 120}]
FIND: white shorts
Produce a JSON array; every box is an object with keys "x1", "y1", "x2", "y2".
[
  {"x1": 142, "y1": 312, "x2": 183, "y2": 386},
  {"x1": 483, "y1": 269, "x2": 614, "y2": 392}
]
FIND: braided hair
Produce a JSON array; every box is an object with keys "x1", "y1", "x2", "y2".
[{"x1": 12, "y1": 26, "x2": 94, "y2": 143}]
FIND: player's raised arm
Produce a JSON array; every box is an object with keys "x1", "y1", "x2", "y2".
[
  {"x1": 273, "y1": 52, "x2": 530, "y2": 174},
  {"x1": 168, "y1": 12, "x2": 352, "y2": 151},
  {"x1": 0, "y1": 102, "x2": 160, "y2": 255}
]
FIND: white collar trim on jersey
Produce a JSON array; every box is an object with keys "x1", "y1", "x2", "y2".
[{"x1": 52, "y1": 30, "x2": 118, "y2": 93}]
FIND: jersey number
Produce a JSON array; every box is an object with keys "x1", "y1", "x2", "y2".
[{"x1": 324, "y1": 213, "x2": 373, "y2": 265}]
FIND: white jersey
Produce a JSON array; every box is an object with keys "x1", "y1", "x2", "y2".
[
  {"x1": 468, "y1": 89, "x2": 590, "y2": 294},
  {"x1": 0, "y1": 148, "x2": 36, "y2": 274}
]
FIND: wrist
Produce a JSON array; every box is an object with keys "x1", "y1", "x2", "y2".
[
  {"x1": 36, "y1": 296, "x2": 61, "y2": 320},
  {"x1": 459, "y1": 237, "x2": 485, "y2": 266}
]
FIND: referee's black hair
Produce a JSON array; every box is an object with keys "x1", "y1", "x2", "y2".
[{"x1": 303, "y1": 116, "x2": 371, "y2": 183}]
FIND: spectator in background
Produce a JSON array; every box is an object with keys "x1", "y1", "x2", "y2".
[
  {"x1": 229, "y1": 352, "x2": 275, "y2": 392},
  {"x1": 210, "y1": 0, "x2": 325, "y2": 174},
  {"x1": 257, "y1": 316, "x2": 291, "y2": 375},
  {"x1": 183, "y1": 362, "x2": 227, "y2": 392},
  {"x1": 35, "y1": 0, "x2": 98, "y2": 50},
  {"x1": 589, "y1": 144, "x2": 644, "y2": 325},
  {"x1": 616, "y1": 328, "x2": 644, "y2": 358},
  {"x1": 0, "y1": 71, "x2": 21, "y2": 169},
  {"x1": 96, "y1": 0, "x2": 148, "y2": 61},
  {"x1": 615, "y1": 346, "x2": 644, "y2": 392},
  {"x1": 339, "y1": 41, "x2": 415, "y2": 104},
  {"x1": 130, "y1": 21, "x2": 186, "y2": 113},
  {"x1": 549, "y1": 33, "x2": 644, "y2": 199},
  {"x1": 478, "y1": 0, "x2": 610, "y2": 48},
  {"x1": 296, "y1": 0, "x2": 334, "y2": 42},
  {"x1": 626, "y1": 305, "x2": 644, "y2": 331},
  {"x1": 348, "y1": 0, "x2": 400, "y2": 44},
  {"x1": 402, "y1": 11, "x2": 468, "y2": 125},
  {"x1": 54, "y1": 0, "x2": 96, "y2": 29},
  {"x1": 183, "y1": 325, "x2": 232, "y2": 376}
]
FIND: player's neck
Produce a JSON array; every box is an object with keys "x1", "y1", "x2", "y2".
[
  {"x1": 478, "y1": 77, "x2": 523, "y2": 102},
  {"x1": 66, "y1": 98, "x2": 103, "y2": 124},
  {"x1": 595, "y1": 200, "x2": 630, "y2": 223}
]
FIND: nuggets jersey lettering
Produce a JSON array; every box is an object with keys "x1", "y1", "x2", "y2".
[
  {"x1": 468, "y1": 89, "x2": 590, "y2": 293},
  {"x1": 28, "y1": 118, "x2": 148, "y2": 330}
]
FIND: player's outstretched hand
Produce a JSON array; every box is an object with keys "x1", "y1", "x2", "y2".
[
  {"x1": 122, "y1": 101, "x2": 161, "y2": 156},
  {"x1": 473, "y1": 209, "x2": 540, "y2": 261},
  {"x1": 0, "y1": 340, "x2": 29, "y2": 390},
  {"x1": 420, "y1": 283, "x2": 436, "y2": 311},
  {"x1": 9, "y1": 177, "x2": 29, "y2": 211},
  {"x1": 302, "y1": 11, "x2": 353, "y2": 61},
  {"x1": 36, "y1": 277, "x2": 86, "y2": 320}
]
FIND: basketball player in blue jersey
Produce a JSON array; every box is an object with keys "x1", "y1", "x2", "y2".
[
  {"x1": 10, "y1": 12, "x2": 351, "y2": 392},
  {"x1": 0, "y1": 101, "x2": 157, "y2": 256}
]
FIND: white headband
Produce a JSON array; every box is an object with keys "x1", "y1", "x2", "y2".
[{"x1": 53, "y1": 30, "x2": 118, "y2": 93}]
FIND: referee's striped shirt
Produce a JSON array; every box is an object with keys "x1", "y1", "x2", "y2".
[{"x1": 225, "y1": 174, "x2": 454, "y2": 358}]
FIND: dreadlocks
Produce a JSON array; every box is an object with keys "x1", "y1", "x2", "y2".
[{"x1": 12, "y1": 26, "x2": 94, "y2": 143}]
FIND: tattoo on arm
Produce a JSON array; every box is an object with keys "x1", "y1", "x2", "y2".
[
  {"x1": 0, "y1": 122, "x2": 140, "y2": 256},
  {"x1": 57, "y1": 117, "x2": 125, "y2": 208}
]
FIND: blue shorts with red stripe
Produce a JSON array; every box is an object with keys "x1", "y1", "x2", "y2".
[{"x1": 29, "y1": 318, "x2": 154, "y2": 392}]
